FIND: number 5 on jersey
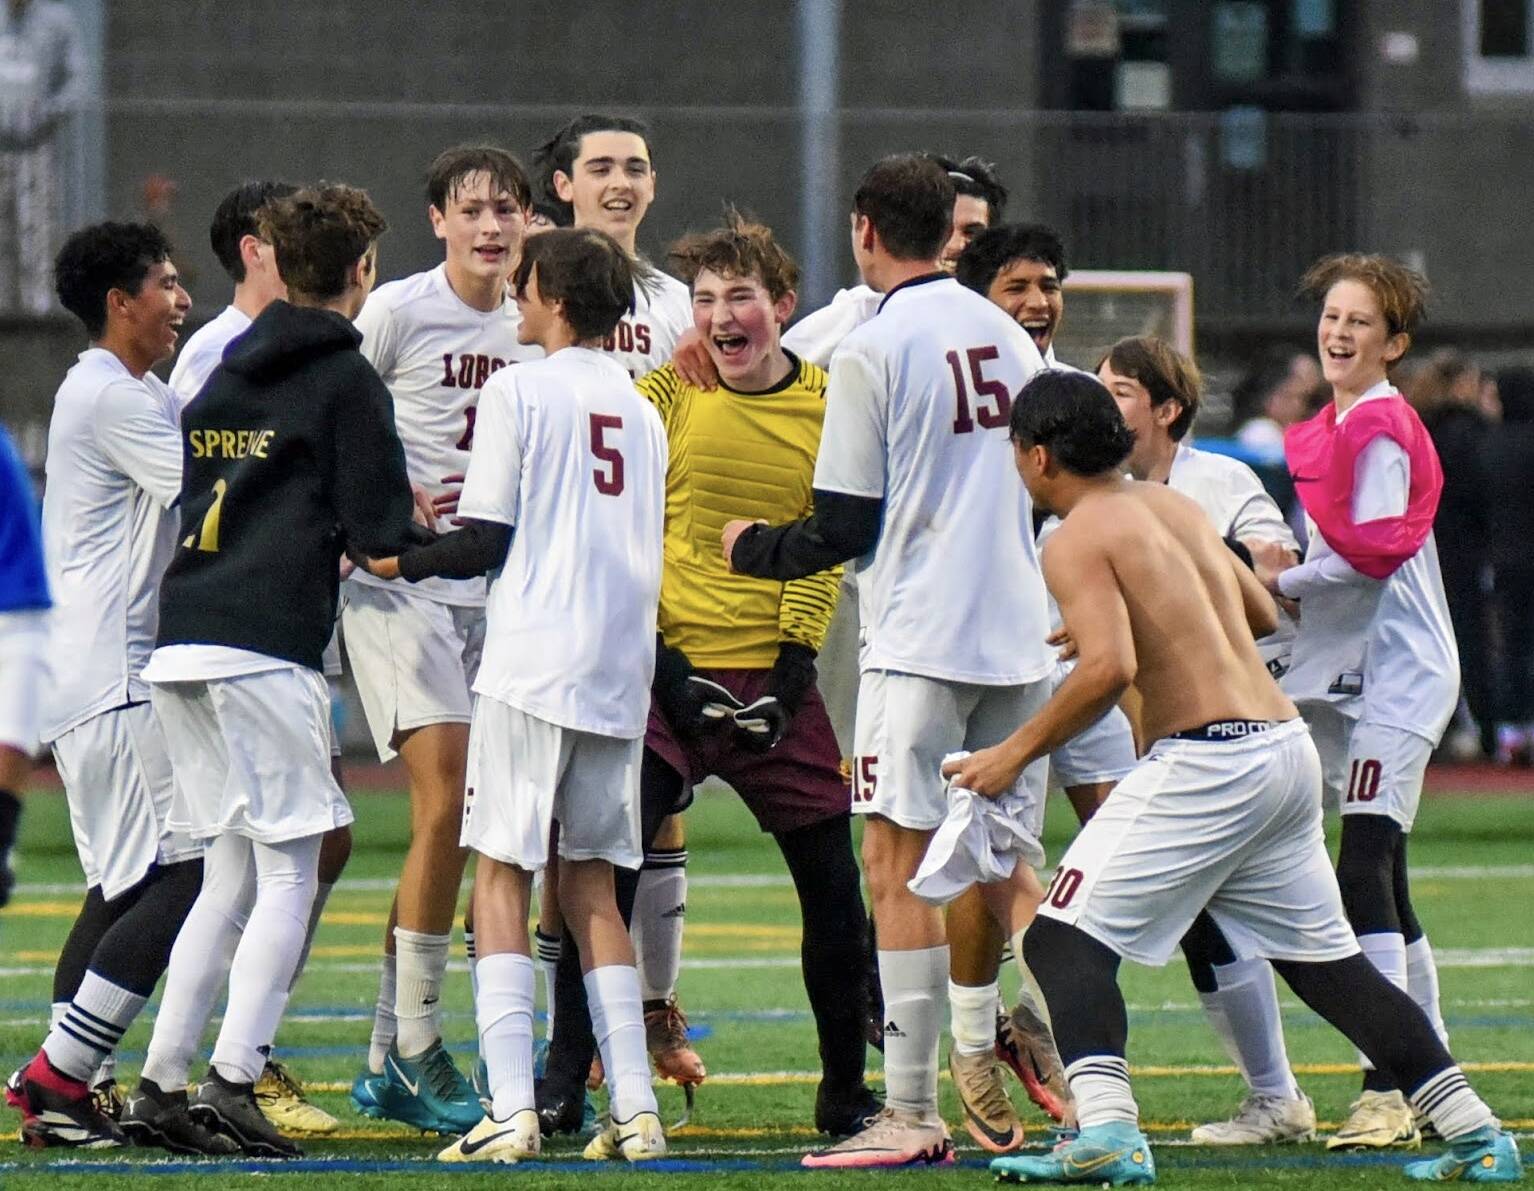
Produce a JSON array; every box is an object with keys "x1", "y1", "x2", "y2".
[{"x1": 590, "y1": 413, "x2": 625, "y2": 496}]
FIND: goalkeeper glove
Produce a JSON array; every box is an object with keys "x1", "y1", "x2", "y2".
[
  {"x1": 734, "y1": 641, "x2": 816, "y2": 753},
  {"x1": 653, "y1": 636, "x2": 741, "y2": 737}
]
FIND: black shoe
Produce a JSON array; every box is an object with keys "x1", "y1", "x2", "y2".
[
  {"x1": 190, "y1": 1068, "x2": 303, "y2": 1158},
  {"x1": 534, "y1": 1077, "x2": 588, "y2": 1137},
  {"x1": 6, "y1": 1053, "x2": 125, "y2": 1150},
  {"x1": 121, "y1": 1079, "x2": 239, "y2": 1155},
  {"x1": 815, "y1": 1080, "x2": 883, "y2": 1136}
]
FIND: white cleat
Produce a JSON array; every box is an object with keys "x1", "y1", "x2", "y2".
[
  {"x1": 1191, "y1": 1092, "x2": 1318, "y2": 1145},
  {"x1": 582, "y1": 1110, "x2": 667, "y2": 1162},
  {"x1": 436, "y1": 1108, "x2": 541, "y2": 1163},
  {"x1": 1326, "y1": 1089, "x2": 1422, "y2": 1150},
  {"x1": 801, "y1": 1106, "x2": 956, "y2": 1169}
]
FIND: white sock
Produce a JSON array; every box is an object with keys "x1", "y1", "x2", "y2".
[
  {"x1": 211, "y1": 835, "x2": 320, "y2": 1085},
  {"x1": 534, "y1": 929, "x2": 562, "y2": 1041},
  {"x1": 476, "y1": 952, "x2": 536, "y2": 1120},
  {"x1": 633, "y1": 850, "x2": 687, "y2": 1003},
  {"x1": 42, "y1": 972, "x2": 146, "y2": 1082},
  {"x1": 1357, "y1": 932, "x2": 1408, "y2": 1073},
  {"x1": 1200, "y1": 958, "x2": 1301, "y2": 1100},
  {"x1": 289, "y1": 879, "x2": 334, "y2": 994},
  {"x1": 465, "y1": 926, "x2": 479, "y2": 1002},
  {"x1": 394, "y1": 927, "x2": 451, "y2": 1059},
  {"x1": 1409, "y1": 1067, "x2": 1495, "y2": 1140},
  {"x1": 948, "y1": 979, "x2": 1000, "y2": 1057},
  {"x1": 1405, "y1": 936, "x2": 1449, "y2": 1048},
  {"x1": 368, "y1": 954, "x2": 397, "y2": 1074},
  {"x1": 50, "y1": 1001, "x2": 67, "y2": 1030},
  {"x1": 90, "y1": 1053, "x2": 116, "y2": 1090},
  {"x1": 878, "y1": 946, "x2": 948, "y2": 1121},
  {"x1": 584, "y1": 965, "x2": 657, "y2": 1122},
  {"x1": 1066, "y1": 1055, "x2": 1140, "y2": 1129}
]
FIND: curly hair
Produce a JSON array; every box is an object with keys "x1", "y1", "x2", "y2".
[
  {"x1": 259, "y1": 184, "x2": 388, "y2": 301},
  {"x1": 667, "y1": 208, "x2": 800, "y2": 301},
  {"x1": 54, "y1": 221, "x2": 173, "y2": 338},
  {"x1": 1300, "y1": 252, "x2": 1428, "y2": 338},
  {"x1": 1097, "y1": 335, "x2": 1204, "y2": 443},
  {"x1": 955, "y1": 222, "x2": 1068, "y2": 295}
]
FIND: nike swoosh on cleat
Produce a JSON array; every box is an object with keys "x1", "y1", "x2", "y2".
[
  {"x1": 1063, "y1": 1147, "x2": 1132, "y2": 1175},
  {"x1": 960, "y1": 1101, "x2": 1020, "y2": 1149},
  {"x1": 386, "y1": 1057, "x2": 421, "y2": 1098},
  {"x1": 458, "y1": 1127, "x2": 518, "y2": 1155}
]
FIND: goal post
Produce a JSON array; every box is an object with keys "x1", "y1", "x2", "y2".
[{"x1": 1056, "y1": 270, "x2": 1195, "y2": 363}]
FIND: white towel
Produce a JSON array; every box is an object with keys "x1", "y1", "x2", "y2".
[{"x1": 907, "y1": 751, "x2": 1047, "y2": 907}]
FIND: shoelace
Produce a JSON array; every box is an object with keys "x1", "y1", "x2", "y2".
[
  {"x1": 423, "y1": 1049, "x2": 469, "y2": 1100},
  {"x1": 261, "y1": 1060, "x2": 304, "y2": 1100},
  {"x1": 646, "y1": 1004, "x2": 690, "y2": 1049},
  {"x1": 959, "y1": 1057, "x2": 1014, "y2": 1120}
]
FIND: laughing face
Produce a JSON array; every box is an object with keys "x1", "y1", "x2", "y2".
[
  {"x1": 430, "y1": 170, "x2": 526, "y2": 292},
  {"x1": 691, "y1": 267, "x2": 795, "y2": 391},
  {"x1": 124, "y1": 259, "x2": 191, "y2": 367},
  {"x1": 555, "y1": 130, "x2": 655, "y2": 250},
  {"x1": 1317, "y1": 279, "x2": 1407, "y2": 396},
  {"x1": 987, "y1": 256, "x2": 1063, "y2": 358}
]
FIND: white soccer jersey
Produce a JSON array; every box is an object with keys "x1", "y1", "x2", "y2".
[
  {"x1": 351, "y1": 263, "x2": 541, "y2": 605},
  {"x1": 599, "y1": 268, "x2": 691, "y2": 378},
  {"x1": 40, "y1": 349, "x2": 182, "y2": 742},
  {"x1": 783, "y1": 285, "x2": 883, "y2": 368},
  {"x1": 167, "y1": 305, "x2": 250, "y2": 406},
  {"x1": 1278, "y1": 383, "x2": 1459, "y2": 740},
  {"x1": 461, "y1": 347, "x2": 667, "y2": 738},
  {"x1": 814, "y1": 275, "x2": 1053, "y2": 685},
  {"x1": 1166, "y1": 441, "x2": 1299, "y2": 671}
]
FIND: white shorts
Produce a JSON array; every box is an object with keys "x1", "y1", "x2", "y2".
[
  {"x1": 851, "y1": 669, "x2": 1050, "y2": 833},
  {"x1": 1302, "y1": 704, "x2": 1431, "y2": 832},
  {"x1": 1038, "y1": 718, "x2": 1360, "y2": 967},
  {"x1": 463, "y1": 694, "x2": 642, "y2": 873},
  {"x1": 341, "y1": 582, "x2": 485, "y2": 761},
  {"x1": 1046, "y1": 660, "x2": 1137, "y2": 789},
  {"x1": 152, "y1": 668, "x2": 353, "y2": 845},
  {"x1": 0, "y1": 609, "x2": 48, "y2": 755},
  {"x1": 50, "y1": 703, "x2": 202, "y2": 900}
]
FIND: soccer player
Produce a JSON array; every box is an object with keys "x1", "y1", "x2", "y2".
[
  {"x1": 955, "y1": 222, "x2": 1071, "y2": 370},
  {"x1": 955, "y1": 370, "x2": 1520, "y2": 1186},
  {"x1": 1271, "y1": 255, "x2": 1462, "y2": 1151},
  {"x1": 121, "y1": 184, "x2": 418, "y2": 1159},
  {"x1": 0, "y1": 424, "x2": 48, "y2": 906},
  {"x1": 342, "y1": 146, "x2": 538, "y2": 1135},
  {"x1": 724, "y1": 154, "x2": 1052, "y2": 1169},
  {"x1": 534, "y1": 112, "x2": 700, "y2": 1087},
  {"x1": 5, "y1": 222, "x2": 205, "y2": 1152},
  {"x1": 168, "y1": 178, "x2": 347, "y2": 1137},
  {"x1": 1097, "y1": 334, "x2": 1317, "y2": 1146},
  {"x1": 354, "y1": 227, "x2": 670, "y2": 1165}
]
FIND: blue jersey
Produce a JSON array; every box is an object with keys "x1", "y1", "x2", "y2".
[{"x1": 0, "y1": 425, "x2": 49, "y2": 613}]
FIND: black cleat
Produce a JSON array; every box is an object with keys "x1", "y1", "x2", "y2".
[
  {"x1": 190, "y1": 1068, "x2": 302, "y2": 1158},
  {"x1": 534, "y1": 1077, "x2": 588, "y2": 1137},
  {"x1": 6, "y1": 1052, "x2": 125, "y2": 1149},
  {"x1": 121, "y1": 1079, "x2": 239, "y2": 1155},
  {"x1": 815, "y1": 1080, "x2": 884, "y2": 1136}
]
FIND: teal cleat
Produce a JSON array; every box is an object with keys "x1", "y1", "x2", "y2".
[
  {"x1": 992, "y1": 1122, "x2": 1156, "y2": 1186},
  {"x1": 349, "y1": 1069, "x2": 386, "y2": 1118},
  {"x1": 1405, "y1": 1127, "x2": 1523, "y2": 1183},
  {"x1": 369, "y1": 1042, "x2": 483, "y2": 1135}
]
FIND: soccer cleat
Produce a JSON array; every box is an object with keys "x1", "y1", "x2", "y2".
[
  {"x1": 949, "y1": 1047, "x2": 1025, "y2": 1153},
  {"x1": 1327, "y1": 1090, "x2": 1423, "y2": 1150},
  {"x1": 814, "y1": 1079, "x2": 883, "y2": 1137},
  {"x1": 254, "y1": 1058, "x2": 339, "y2": 1135},
  {"x1": 349, "y1": 1067, "x2": 387, "y2": 1117},
  {"x1": 437, "y1": 1108, "x2": 541, "y2": 1163},
  {"x1": 582, "y1": 1109, "x2": 667, "y2": 1162},
  {"x1": 997, "y1": 1000, "x2": 1073, "y2": 1123},
  {"x1": 92, "y1": 1078, "x2": 125, "y2": 1122},
  {"x1": 120, "y1": 1079, "x2": 239, "y2": 1156},
  {"x1": 644, "y1": 996, "x2": 706, "y2": 1086},
  {"x1": 992, "y1": 1120, "x2": 1156, "y2": 1185},
  {"x1": 587, "y1": 1054, "x2": 605, "y2": 1091},
  {"x1": 800, "y1": 1106, "x2": 955, "y2": 1169},
  {"x1": 1190, "y1": 1092, "x2": 1317, "y2": 1145},
  {"x1": 190, "y1": 1067, "x2": 303, "y2": 1158},
  {"x1": 6, "y1": 1051, "x2": 125, "y2": 1149},
  {"x1": 371, "y1": 1041, "x2": 483, "y2": 1135},
  {"x1": 1404, "y1": 1126, "x2": 1523, "y2": 1182}
]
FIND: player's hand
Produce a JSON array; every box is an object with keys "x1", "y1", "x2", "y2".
[
  {"x1": 435, "y1": 473, "x2": 466, "y2": 525},
  {"x1": 356, "y1": 554, "x2": 401, "y2": 581},
  {"x1": 1247, "y1": 538, "x2": 1297, "y2": 592},
  {"x1": 941, "y1": 745, "x2": 1023, "y2": 799},
  {"x1": 338, "y1": 554, "x2": 356, "y2": 581},
  {"x1": 1046, "y1": 626, "x2": 1078, "y2": 661},
  {"x1": 733, "y1": 696, "x2": 788, "y2": 752},
  {"x1": 1276, "y1": 594, "x2": 1301, "y2": 621},
  {"x1": 721, "y1": 519, "x2": 765, "y2": 572},
  {"x1": 671, "y1": 327, "x2": 719, "y2": 390},
  {"x1": 410, "y1": 484, "x2": 436, "y2": 529}
]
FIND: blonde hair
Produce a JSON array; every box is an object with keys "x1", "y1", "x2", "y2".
[{"x1": 1300, "y1": 252, "x2": 1428, "y2": 339}]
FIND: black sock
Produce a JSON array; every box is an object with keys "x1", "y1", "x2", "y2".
[
  {"x1": 1180, "y1": 910, "x2": 1238, "y2": 995},
  {"x1": 87, "y1": 860, "x2": 203, "y2": 996},
  {"x1": 1024, "y1": 916, "x2": 1126, "y2": 1066},
  {"x1": 1336, "y1": 815, "x2": 1403, "y2": 936},
  {"x1": 775, "y1": 815, "x2": 869, "y2": 1090},
  {"x1": 1393, "y1": 832, "x2": 1424, "y2": 944}
]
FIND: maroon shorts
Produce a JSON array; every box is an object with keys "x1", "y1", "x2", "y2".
[{"x1": 645, "y1": 668, "x2": 850, "y2": 835}]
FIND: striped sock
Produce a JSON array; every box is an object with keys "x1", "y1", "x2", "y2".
[
  {"x1": 41, "y1": 972, "x2": 144, "y2": 1083},
  {"x1": 1409, "y1": 1066, "x2": 1495, "y2": 1140},
  {"x1": 1065, "y1": 1054, "x2": 1139, "y2": 1129},
  {"x1": 533, "y1": 929, "x2": 562, "y2": 1040}
]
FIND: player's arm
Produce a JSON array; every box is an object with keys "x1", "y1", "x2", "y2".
[
  {"x1": 331, "y1": 364, "x2": 422, "y2": 562},
  {"x1": 1230, "y1": 544, "x2": 1281, "y2": 639},
  {"x1": 94, "y1": 380, "x2": 183, "y2": 508},
  {"x1": 943, "y1": 525, "x2": 1138, "y2": 797}
]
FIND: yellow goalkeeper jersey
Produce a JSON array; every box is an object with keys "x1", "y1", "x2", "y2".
[{"x1": 636, "y1": 356, "x2": 842, "y2": 668}]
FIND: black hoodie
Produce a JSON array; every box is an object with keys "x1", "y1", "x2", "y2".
[{"x1": 156, "y1": 300, "x2": 418, "y2": 671}]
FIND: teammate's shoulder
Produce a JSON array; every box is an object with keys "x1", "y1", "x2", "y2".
[
  {"x1": 634, "y1": 360, "x2": 686, "y2": 401},
  {"x1": 360, "y1": 267, "x2": 443, "y2": 315},
  {"x1": 792, "y1": 354, "x2": 829, "y2": 397}
]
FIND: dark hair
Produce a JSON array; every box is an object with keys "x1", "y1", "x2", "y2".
[
  {"x1": 54, "y1": 221, "x2": 174, "y2": 338},
  {"x1": 533, "y1": 113, "x2": 653, "y2": 220},
  {"x1": 529, "y1": 195, "x2": 571, "y2": 228},
  {"x1": 210, "y1": 181, "x2": 298, "y2": 283},
  {"x1": 1231, "y1": 345, "x2": 1308, "y2": 424},
  {"x1": 513, "y1": 228, "x2": 634, "y2": 341},
  {"x1": 426, "y1": 145, "x2": 531, "y2": 213},
  {"x1": 1010, "y1": 369, "x2": 1136, "y2": 476},
  {"x1": 955, "y1": 222, "x2": 1068, "y2": 295},
  {"x1": 930, "y1": 153, "x2": 1007, "y2": 222},
  {"x1": 259, "y1": 184, "x2": 388, "y2": 302},
  {"x1": 1300, "y1": 252, "x2": 1428, "y2": 338},
  {"x1": 1496, "y1": 366, "x2": 1534, "y2": 424},
  {"x1": 852, "y1": 154, "x2": 954, "y2": 262},
  {"x1": 668, "y1": 208, "x2": 800, "y2": 301},
  {"x1": 1097, "y1": 335, "x2": 1203, "y2": 442}
]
